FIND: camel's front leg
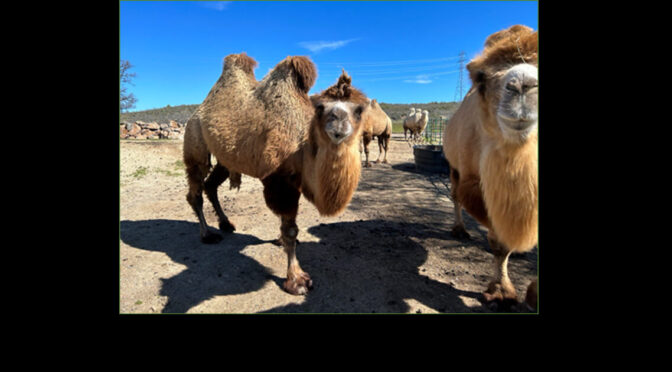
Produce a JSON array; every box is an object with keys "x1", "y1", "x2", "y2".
[
  {"x1": 262, "y1": 173, "x2": 312, "y2": 295},
  {"x1": 483, "y1": 232, "x2": 518, "y2": 307},
  {"x1": 280, "y1": 215, "x2": 312, "y2": 295},
  {"x1": 362, "y1": 133, "x2": 372, "y2": 167}
]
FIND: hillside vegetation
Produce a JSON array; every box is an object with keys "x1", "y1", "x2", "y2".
[
  {"x1": 121, "y1": 101, "x2": 461, "y2": 126},
  {"x1": 121, "y1": 104, "x2": 199, "y2": 124}
]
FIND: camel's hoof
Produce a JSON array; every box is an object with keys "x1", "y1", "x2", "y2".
[
  {"x1": 374, "y1": 160, "x2": 381, "y2": 164},
  {"x1": 201, "y1": 231, "x2": 223, "y2": 244},
  {"x1": 219, "y1": 219, "x2": 236, "y2": 233},
  {"x1": 283, "y1": 272, "x2": 313, "y2": 295},
  {"x1": 483, "y1": 282, "x2": 519, "y2": 311},
  {"x1": 381, "y1": 159, "x2": 389, "y2": 164},
  {"x1": 451, "y1": 225, "x2": 471, "y2": 240},
  {"x1": 364, "y1": 162, "x2": 372, "y2": 168}
]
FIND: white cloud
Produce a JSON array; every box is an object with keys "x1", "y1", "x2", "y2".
[
  {"x1": 298, "y1": 38, "x2": 359, "y2": 53},
  {"x1": 201, "y1": 1, "x2": 232, "y2": 11},
  {"x1": 404, "y1": 75, "x2": 432, "y2": 84}
]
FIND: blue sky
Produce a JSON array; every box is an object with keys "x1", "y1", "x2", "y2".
[{"x1": 120, "y1": 1, "x2": 537, "y2": 112}]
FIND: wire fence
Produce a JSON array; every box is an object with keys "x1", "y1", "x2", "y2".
[{"x1": 421, "y1": 117, "x2": 448, "y2": 145}]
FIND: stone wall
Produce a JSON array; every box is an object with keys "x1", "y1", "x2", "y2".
[{"x1": 120, "y1": 120, "x2": 185, "y2": 140}]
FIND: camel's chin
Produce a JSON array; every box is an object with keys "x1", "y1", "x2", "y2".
[{"x1": 497, "y1": 117, "x2": 537, "y2": 141}]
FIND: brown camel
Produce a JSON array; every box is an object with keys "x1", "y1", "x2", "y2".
[
  {"x1": 183, "y1": 53, "x2": 368, "y2": 295},
  {"x1": 442, "y1": 25, "x2": 538, "y2": 310},
  {"x1": 359, "y1": 98, "x2": 392, "y2": 167}
]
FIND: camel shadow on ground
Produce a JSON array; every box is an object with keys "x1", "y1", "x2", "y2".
[
  {"x1": 121, "y1": 218, "x2": 499, "y2": 313},
  {"x1": 258, "y1": 219, "x2": 490, "y2": 313},
  {"x1": 120, "y1": 219, "x2": 277, "y2": 313}
]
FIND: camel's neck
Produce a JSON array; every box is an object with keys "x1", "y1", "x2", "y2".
[
  {"x1": 479, "y1": 134, "x2": 538, "y2": 251},
  {"x1": 301, "y1": 135, "x2": 361, "y2": 216}
]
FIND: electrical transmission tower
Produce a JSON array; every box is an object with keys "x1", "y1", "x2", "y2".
[{"x1": 454, "y1": 51, "x2": 466, "y2": 102}]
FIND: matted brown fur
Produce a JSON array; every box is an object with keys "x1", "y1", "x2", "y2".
[
  {"x1": 184, "y1": 53, "x2": 317, "y2": 181},
  {"x1": 443, "y1": 24, "x2": 538, "y2": 253}
]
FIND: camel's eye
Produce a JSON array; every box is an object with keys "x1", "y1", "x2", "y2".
[{"x1": 505, "y1": 82, "x2": 520, "y2": 94}]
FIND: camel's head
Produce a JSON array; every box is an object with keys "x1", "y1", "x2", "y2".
[
  {"x1": 313, "y1": 100, "x2": 366, "y2": 146},
  {"x1": 311, "y1": 70, "x2": 369, "y2": 146},
  {"x1": 467, "y1": 25, "x2": 538, "y2": 143}
]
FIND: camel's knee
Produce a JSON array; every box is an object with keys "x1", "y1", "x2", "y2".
[
  {"x1": 281, "y1": 219, "x2": 299, "y2": 240},
  {"x1": 186, "y1": 191, "x2": 204, "y2": 210}
]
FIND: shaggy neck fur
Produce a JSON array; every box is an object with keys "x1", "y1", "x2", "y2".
[
  {"x1": 479, "y1": 128, "x2": 538, "y2": 252},
  {"x1": 301, "y1": 123, "x2": 361, "y2": 216}
]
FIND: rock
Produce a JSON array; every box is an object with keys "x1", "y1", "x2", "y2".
[
  {"x1": 160, "y1": 123, "x2": 169, "y2": 130},
  {"x1": 120, "y1": 125, "x2": 129, "y2": 138},
  {"x1": 123, "y1": 122, "x2": 134, "y2": 131},
  {"x1": 147, "y1": 122, "x2": 160, "y2": 130},
  {"x1": 160, "y1": 130, "x2": 171, "y2": 139},
  {"x1": 170, "y1": 120, "x2": 179, "y2": 129},
  {"x1": 129, "y1": 123, "x2": 141, "y2": 136},
  {"x1": 136, "y1": 120, "x2": 147, "y2": 127}
]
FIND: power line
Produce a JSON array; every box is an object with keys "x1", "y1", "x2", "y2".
[{"x1": 454, "y1": 51, "x2": 466, "y2": 102}]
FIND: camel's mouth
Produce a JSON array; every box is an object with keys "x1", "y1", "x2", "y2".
[
  {"x1": 326, "y1": 125, "x2": 353, "y2": 145},
  {"x1": 497, "y1": 114, "x2": 537, "y2": 131}
]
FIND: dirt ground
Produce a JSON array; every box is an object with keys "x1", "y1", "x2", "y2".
[{"x1": 119, "y1": 135, "x2": 537, "y2": 314}]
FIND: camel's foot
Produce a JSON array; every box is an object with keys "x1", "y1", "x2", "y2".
[
  {"x1": 201, "y1": 230, "x2": 223, "y2": 244},
  {"x1": 451, "y1": 225, "x2": 471, "y2": 240},
  {"x1": 364, "y1": 162, "x2": 372, "y2": 168},
  {"x1": 483, "y1": 281, "x2": 518, "y2": 311},
  {"x1": 219, "y1": 219, "x2": 236, "y2": 234},
  {"x1": 525, "y1": 280, "x2": 537, "y2": 311},
  {"x1": 381, "y1": 159, "x2": 389, "y2": 164},
  {"x1": 283, "y1": 271, "x2": 313, "y2": 295}
]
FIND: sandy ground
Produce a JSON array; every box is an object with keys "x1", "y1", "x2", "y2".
[{"x1": 119, "y1": 135, "x2": 537, "y2": 313}]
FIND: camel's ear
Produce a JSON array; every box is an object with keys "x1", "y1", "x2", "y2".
[
  {"x1": 291, "y1": 56, "x2": 317, "y2": 94},
  {"x1": 467, "y1": 61, "x2": 487, "y2": 96},
  {"x1": 314, "y1": 102, "x2": 325, "y2": 118}
]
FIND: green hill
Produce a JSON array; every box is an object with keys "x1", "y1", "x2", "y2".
[{"x1": 120, "y1": 101, "x2": 460, "y2": 125}]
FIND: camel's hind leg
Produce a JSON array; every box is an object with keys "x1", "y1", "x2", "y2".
[
  {"x1": 204, "y1": 163, "x2": 236, "y2": 234},
  {"x1": 262, "y1": 173, "x2": 312, "y2": 295},
  {"x1": 185, "y1": 157, "x2": 223, "y2": 244},
  {"x1": 377, "y1": 135, "x2": 390, "y2": 164}
]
